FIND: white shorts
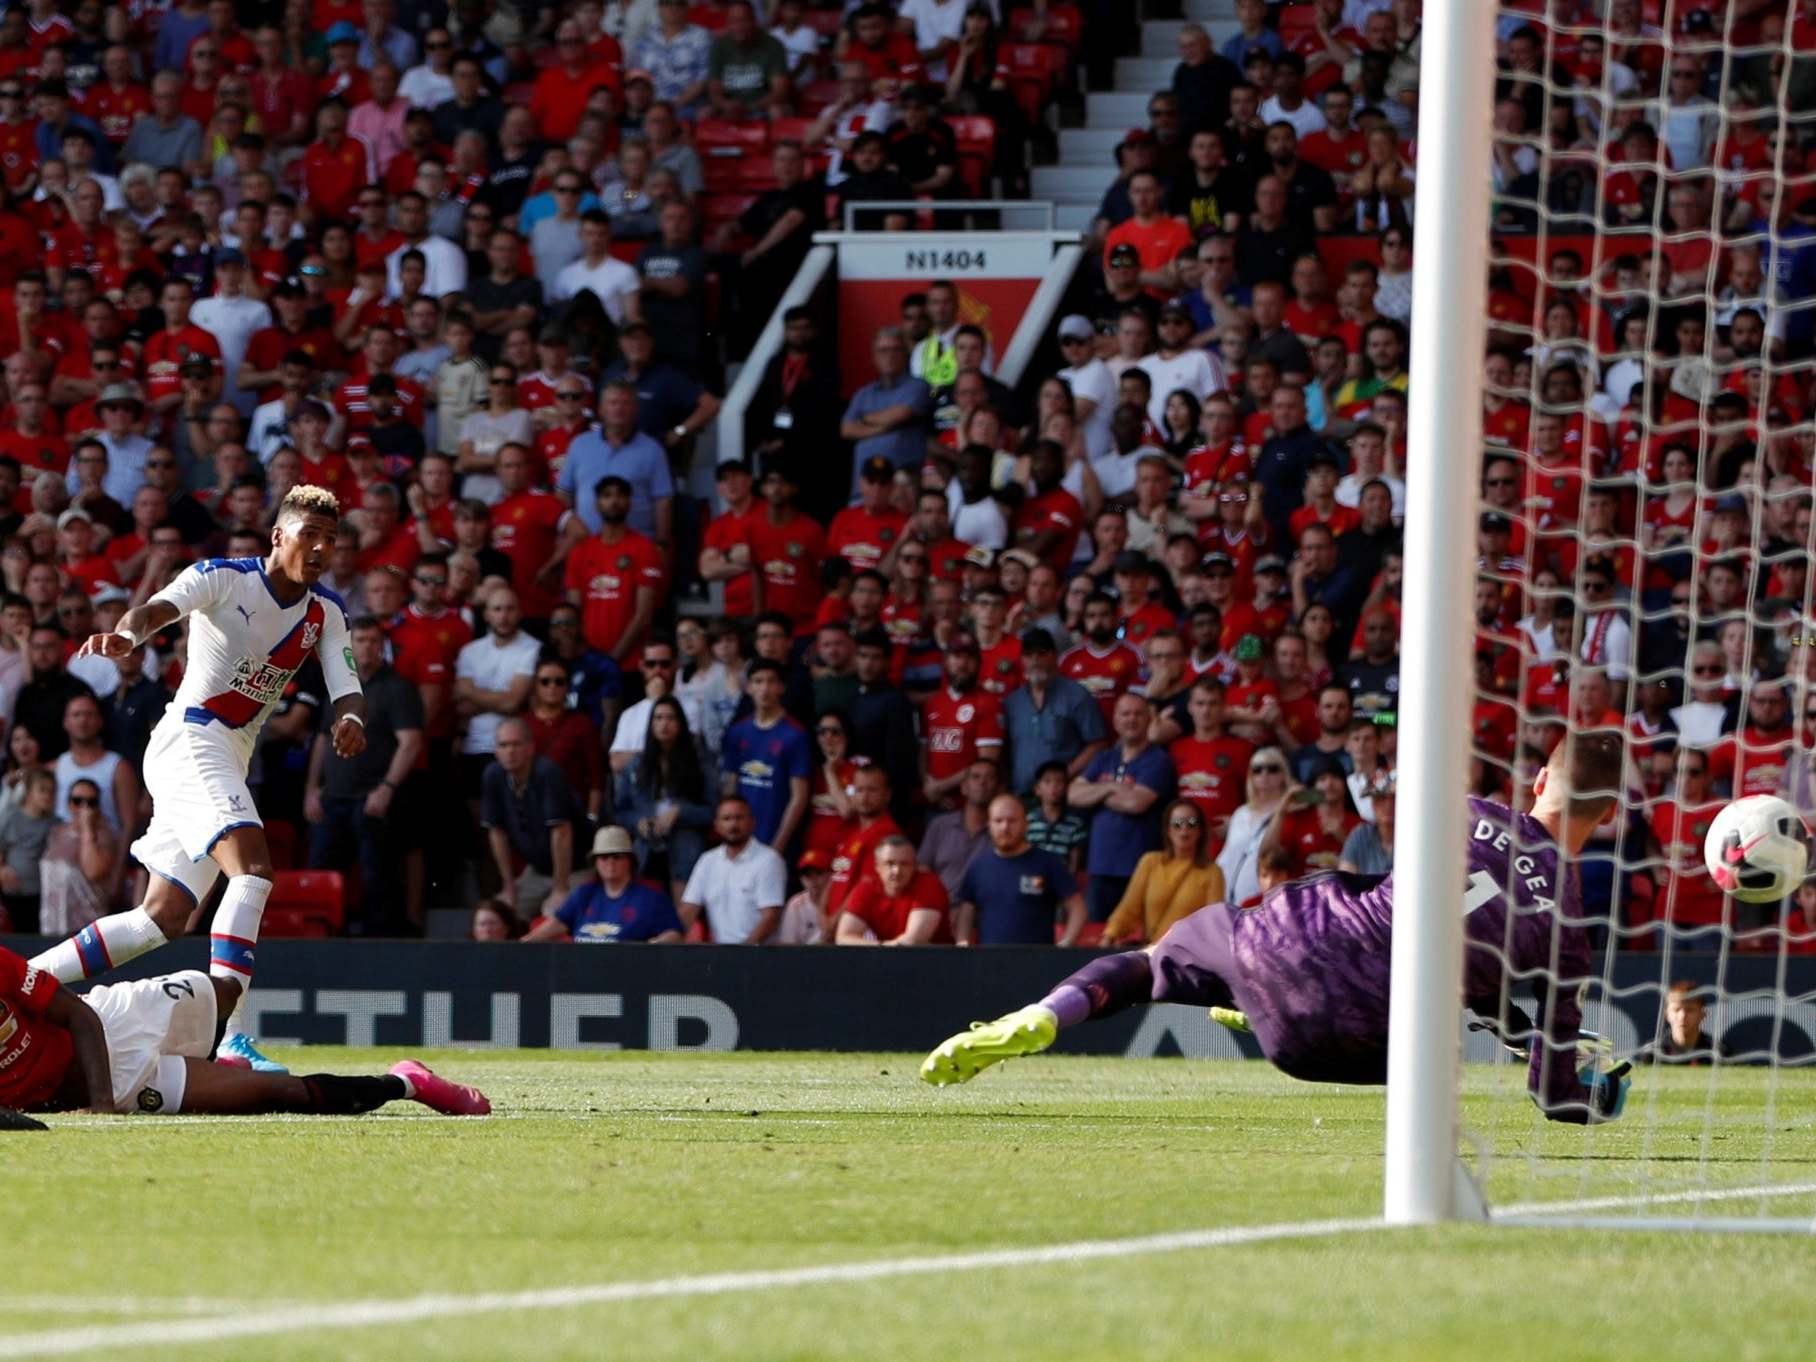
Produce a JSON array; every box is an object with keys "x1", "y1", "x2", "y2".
[
  {"x1": 131, "y1": 720, "x2": 261, "y2": 904},
  {"x1": 82, "y1": 970, "x2": 219, "y2": 1114}
]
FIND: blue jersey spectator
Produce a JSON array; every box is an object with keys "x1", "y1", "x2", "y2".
[
  {"x1": 719, "y1": 660, "x2": 812, "y2": 852},
  {"x1": 839, "y1": 329, "x2": 932, "y2": 498},
  {"x1": 527, "y1": 826, "x2": 685, "y2": 943}
]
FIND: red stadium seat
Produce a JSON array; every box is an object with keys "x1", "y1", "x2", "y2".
[
  {"x1": 797, "y1": 79, "x2": 841, "y2": 115},
  {"x1": 803, "y1": 9, "x2": 844, "y2": 36},
  {"x1": 694, "y1": 118, "x2": 769, "y2": 153},
  {"x1": 948, "y1": 114, "x2": 996, "y2": 196},
  {"x1": 1000, "y1": 42, "x2": 1064, "y2": 125},
  {"x1": 1278, "y1": 3, "x2": 1319, "y2": 43},
  {"x1": 701, "y1": 153, "x2": 749, "y2": 193},
  {"x1": 1007, "y1": 3, "x2": 1082, "y2": 54},
  {"x1": 769, "y1": 116, "x2": 818, "y2": 147},
  {"x1": 264, "y1": 870, "x2": 346, "y2": 938}
]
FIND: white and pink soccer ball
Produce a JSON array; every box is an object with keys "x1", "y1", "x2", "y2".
[{"x1": 1704, "y1": 795, "x2": 1811, "y2": 903}]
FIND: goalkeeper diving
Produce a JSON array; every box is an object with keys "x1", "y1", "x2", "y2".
[{"x1": 925, "y1": 731, "x2": 1632, "y2": 1124}]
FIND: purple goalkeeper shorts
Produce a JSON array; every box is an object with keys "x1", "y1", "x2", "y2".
[{"x1": 1147, "y1": 902, "x2": 1243, "y2": 1011}]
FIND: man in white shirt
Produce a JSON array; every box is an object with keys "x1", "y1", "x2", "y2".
[
  {"x1": 454, "y1": 588, "x2": 542, "y2": 764},
  {"x1": 1056, "y1": 313, "x2": 1115, "y2": 460},
  {"x1": 399, "y1": 26, "x2": 457, "y2": 108},
  {"x1": 1258, "y1": 53, "x2": 1325, "y2": 140},
  {"x1": 1138, "y1": 301, "x2": 1227, "y2": 431},
  {"x1": 189, "y1": 250, "x2": 273, "y2": 418},
  {"x1": 385, "y1": 190, "x2": 467, "y2": 298},
  {"x1": 945, "y1": 450, "x2": 1007, "y2": 549},
  {"x1": 805, "y1": 59, "x2": 895, "y2": 186},
  {"x1": 1333, "y1": 420, "x2": 1405, "y2": 521},
  {"x1": 609, "y1": 637, "x2": 706, "y2": 772},
  {"x1": 897, "y1": 0, "x2": 968, "y2": 83},
  {"x1": 551, "y1": 211, "x2": 642, "y2": 326},
  {"x1": 679, "y1": 796, "x2": 787, "y2": 943}
]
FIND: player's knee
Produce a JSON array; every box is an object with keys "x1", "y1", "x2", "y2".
[{"x1": 144, "y1": 898, "x2": 192, "y2": 935}]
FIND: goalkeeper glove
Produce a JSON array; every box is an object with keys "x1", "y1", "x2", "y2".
[{"x1": 1578, "y1": 1060, "x2": 1632, "y2": 1122}]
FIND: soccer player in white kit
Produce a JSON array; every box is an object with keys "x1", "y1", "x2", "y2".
[{"x1": 30, "y1": 486, "x2": 368, "y2": 1071}]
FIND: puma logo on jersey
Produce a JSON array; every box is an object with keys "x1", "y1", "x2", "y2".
[{"x1": 235, "y1": 605, "x2": 256, "y2": 624}]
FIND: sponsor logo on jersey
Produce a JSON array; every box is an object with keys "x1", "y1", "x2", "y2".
[
  {"x1": 740, "y1": 759, "x2": 775, "y2": 785},
  {"x1": 301, "y1": 621, "x2": 321, "y2": 651},
  {"x1": 956, "y1": 704, "x2": 974, "y2": 723},
  {"x1": 1018, "y1": 875, "x2": 1046, "y2": 895},
  {"x1": 928, "y1": 728, "x2": 963, "y2": 753},
  {"x1": 0, "y1": 1006, "x2": 16, "y2": 1047},
  {"x1": 1178, "y1": 771, "x2": 1215, "y2": 790}
]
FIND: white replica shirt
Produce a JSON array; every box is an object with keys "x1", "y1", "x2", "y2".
[
  {"x1": 551, "y1": 254, "x2": 640, "y2": 323},
  {"x1": 1138, "y1": 348, "x2": 1228, "y2": 431},
  {"x1": 190, "y1": 293, "x2": 272, "y2": 416},
  {"x1": 455, "y1": 630, "x2": 543, "y2": 755},
  {"x1": 386, "y1": 234, "x2": 468, "y2": 299},
  {"x1": 398, "y1": 64, "x2": 455, "y2": 109},
  {"x1": 1058, "y1": 357, "x2": 1116, "y2": 459},
  {"x1": 150, "y1": 557, "x2": 360, "y2": 767},
  {"x1": 681, "y1": 839, "x2": 787, "y2": 943}
]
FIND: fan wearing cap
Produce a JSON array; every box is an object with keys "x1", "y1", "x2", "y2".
[
  {"x1": 56, "y1": 507, "x2": 115, "y2": 597},
  {"x1": 827, "y1": 456, "x2": 910, "y2": 573},
  {"x1": 1222, "y1": 632, "x2": 1284, "y2": 745},
  {"x1": 776, "y1": 847, "x2": 833, "y2": 945},
  {"x1": 920, "y1": 632, "x2": 1004, "y2": 810},
  {"x1": 525, "y1": 825, "x2": 683, "y2": 944}
]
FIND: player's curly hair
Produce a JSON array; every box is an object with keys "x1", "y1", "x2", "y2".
[{"x1": 276, "y1": 485, "x2": 342, "y2": 524}]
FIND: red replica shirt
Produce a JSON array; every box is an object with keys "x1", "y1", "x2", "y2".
[
  {"x1": 976, "y1": 635, "x2": 1023, "y2": 696},
  {"x1": 1288, "y1": 502, "x2": 1360, "y2": 544},
  {"x1": 701, "y1": 506, "x2": 757, "y2": 619},
  {"x1": 82, "y1": 81, "x2": 152, "y2": 144},
  {"x1": 390, "y1": 605, "x2": 472, "y2": 739},
  {"x1": 303, "y1": 135, "x2": 373, "y2": 223},
  {"x1": 0, "y1": 945, "x2": 71, "y2": 1112},
  {"x1": 333, "y1": 374, "x2": 426, "y2": 432},
  {"x1": 746, "y1": 510, "x2": 827, "y2": 630},
  {"x1": 1649, "y1": 801, "x2": 1725, "y2": 927},
  {"x1": 1277, "y1": 806, "x2": 1359, "y2": 875},
  {"x1": 356, "y1": 522, "x2": 422, "y2": 576},
  {"x1": 1183, "y1": 440, "x2": 1249, "y2": 495},
  {"x1": 564, "y1": 530, "x2": 665, "y2": 656},
  {"x1": 0, "y1": 430, "x2": 69, "y2": 479},
  {"x1": 922, "y1": 536, "x2": 970, "y2": 582},
  {"x1": 1059, "y1": 641, "x2": 1143, "y2": 719},
  {"x1": 921, "y1": 686, "x2": 1005, "y2": 785},
  {"x1": 1169, "y1": 734, "x2": 1253, "y2": 822},
  {"x1": 492, "y1": 489, "x2": 571, "y2": 620},
  {"x1": 1119, "y1": 602, "x2": 1175, "y2": 653},
  {"x1": 1710, "y1": 726, "x2": 1795, "y2": 800},
  {"x1": 243, "y1": 325, "x2": 343, "y2": 402},
  {"x1": 826, "y1": 814, "x2": 901, "y2": 915},
  {"x1": 844, "y1": 34, "x2": 924, "y2": 86},
  {"x1": 825, "y1": 504, "x2": 908, "y2": 571},
  {"x1": 841, "y1": 869, "x2": 953, "y2": 944},
  {"x1": 530, "y1": 59, "x2": 622, "y2": 142},
  {"x1": 140, "y1": 324, "x2": 223, "y2": 406},
  {"x1": 353, "y1": 227, "x2": 406, "y2": 271},
  {"x1": 296, "y1": 448, "x2": 356, "y2": 502},
  {"x1": 0, "y1": 120, "x2": 35, "y2": 191},
  {"x1": 1012, "y1": 487, "x2": 1084, "y2": 570},
  {"x1": 1300, "y1": 126, "x2": 1367, "y2": 177},
  {"x1": 519, "y1": 370, "x2": 593, "y2": 415},
  {"x1": 805, "y1": 757, "x2": 862, "y2": 861}
]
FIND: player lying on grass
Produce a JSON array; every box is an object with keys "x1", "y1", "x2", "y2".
[
  {"x1": 0, "y1": 943, "x2": 490, "y2": 1117},
  {"x1": 924, "y1": 732, "x2": 1633, "y2": 1124},
  {"x1": 27, "y1": 485, "x2": 367, "y2": 1073}
]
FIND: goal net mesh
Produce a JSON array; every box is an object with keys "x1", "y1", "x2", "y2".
[{"x1": 1460, "y1": 0, "x2": 1816, "y2": 1226}]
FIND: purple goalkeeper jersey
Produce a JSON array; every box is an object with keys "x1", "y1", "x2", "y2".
[{"x1": 1227, "y1": 797, "x2": 1593, "y2": 1114}]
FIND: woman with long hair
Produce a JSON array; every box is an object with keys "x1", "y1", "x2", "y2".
[
  {"x1": 942, "y1": 1, "x2": 1029, "y2": 196},
  {"x1": 1263, "y1": 758, "x2": 1361, "y2": 876},
  {"x1": 1298, "y1": 601, "x2": 1337, "y2": 690},
  {"x1": 0, "y1": 723, "x2": 46, "y2": 819},
  {"x1": 1100, "y1": 798, "x2": 1225, "y2": 947},
  {"x1": 1215, "y1": 745, "x2": 1293, "y2": 907},
  {"x1": 805, "y1": 710, "x2": 862, "y2": 862},
  {"x1": 616, "y1": 694, "x2": 713, "y2": 901},
  {"x1": 1160, "y1": 388, "x2": 1203, "y2": 461}
]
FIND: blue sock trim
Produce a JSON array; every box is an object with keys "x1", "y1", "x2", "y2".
[
  {"x1": 73, "y1": 925, "x2": 111, "y2": 978},
  {"x1": 209, "y1": 934, "x2": 257, "y2": 977}
]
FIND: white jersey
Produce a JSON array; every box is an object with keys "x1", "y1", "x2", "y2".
[{"x1": 150, "y1": 558, "x2": 361, "y2": 768}]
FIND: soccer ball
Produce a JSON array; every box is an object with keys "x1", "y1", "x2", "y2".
[{"x1": 1704, "y1": 795, "x2": 1811, "y2": 902}]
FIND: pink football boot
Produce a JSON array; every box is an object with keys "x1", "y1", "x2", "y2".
[{"x1": 389, "y1": 1059, "x2": 492, "y2": 1116}]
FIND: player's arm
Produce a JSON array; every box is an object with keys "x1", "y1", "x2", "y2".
[
  {"x1": 43, "y1": 984, "x2": 112, "y2": 1117},
  {"x1": 77, "y1": 598, "x2": 180, "y2": 658},
  {"x1": 773, "y1": 774, "x2": 810, "y2": 855},
  {"x1": 833, "y1": 911, "x2": 872, "y2": 945},
  {"x1": 316, "y1": 604, "x2": 369, "y2": 758}
]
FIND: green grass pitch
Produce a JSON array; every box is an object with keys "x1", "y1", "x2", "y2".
[{"x1": 6, "y1": 1050, "x2": 1816, "y2": 1361}]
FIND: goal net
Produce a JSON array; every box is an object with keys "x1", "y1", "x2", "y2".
[{"x1": 1392, "y1": 0, "x2": 1816, "y2": 1229}]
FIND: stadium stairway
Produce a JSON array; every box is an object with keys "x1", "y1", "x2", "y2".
[{"x1": 1034, "y1": 0, "x2": 1241, "y2": 231}]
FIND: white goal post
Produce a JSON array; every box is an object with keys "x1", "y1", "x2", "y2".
[{"x1": 1384, "y1": 0, "x2": 1499, "y2": 1227}]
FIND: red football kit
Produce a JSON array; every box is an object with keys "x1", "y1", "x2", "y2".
[
  {"x1": 564, "y1": 529, "x2": 665, "y2": 655},
  {"x1": 825, "y1": 813, "x2": 901, "y2": 915},
  {"x1": 0, "y1": 946, "x2": 71, "y2": 1112},
  {"x1": 491, "y1": 489, "x2": 571, "y2": 619},
  {"x1": 746, "y1": 510, "x2": 827, "y2": 630},
  {"x1": 825, "y1": 504, "x2": 908, "y2": 571},
  {"x1": 1168, "y1": 734, "x2": 1253, "y2": 823},
  {"x1": 841, "y1": 869, "x2": 953, "y2": 943},
  {"x1": 921, "y1": 685, "x2": 1005, "y2": 785},
  {"x1": 1059, "y1": 640, "x2": 1143, "y2": 719}
]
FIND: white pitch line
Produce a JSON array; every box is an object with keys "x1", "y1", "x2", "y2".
[
  {"x1": 0, "y1": 1216, "x2": 1382, "y2": 1358},
  {"x1": 1495, "y1": 1179, "x2": 1816, "y2": 1219}
]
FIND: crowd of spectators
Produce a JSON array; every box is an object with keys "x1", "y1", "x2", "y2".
[{"x1": 0, "y1": 0, "x2": 1812, "y2": 953}]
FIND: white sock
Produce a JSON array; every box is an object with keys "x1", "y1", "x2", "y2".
[
  {"x1": 210, "y1": 875, "x2": 273, "y2": 1036},
  {"x1": 30, "y1": 908, "x2": 169, "y2": 983}
]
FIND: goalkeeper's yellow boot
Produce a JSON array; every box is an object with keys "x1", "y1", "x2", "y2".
[
  {"x1": 1209, "y1": 1006, "x2": 1251, "y2": 1033},
  {"x1": 921, "y1": 1005, "x2": 1058, "y2": 1086}
]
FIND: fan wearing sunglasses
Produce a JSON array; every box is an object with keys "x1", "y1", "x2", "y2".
[{"x1": 927, "y1": 731, "x2": 1636, "y2": 1126}]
